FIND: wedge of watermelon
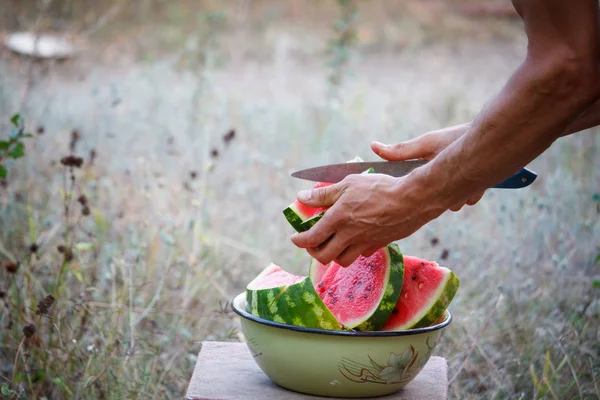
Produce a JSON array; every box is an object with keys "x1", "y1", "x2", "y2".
[
  {"x1": 283, "y1": 156, "x2": 372, "y2": 233},
  {"x1": 312, "y1": 244, "x2": 404, "y2": 331},
  {"x1": 282, "y1": 181, "x2": 333, "y2": 232},
  {"x1": 246, "y1": 263, "x2": 340, "y2": 330},
  {"x1": 382, "y1": 256, "x2": 460, "y2": 331}
]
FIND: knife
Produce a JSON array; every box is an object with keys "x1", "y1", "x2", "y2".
[{"x1": 291, "y1": 160, "x2": 537, "y2": 189}]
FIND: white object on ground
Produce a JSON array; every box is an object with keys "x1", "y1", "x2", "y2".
[{"x1": 3, "y1": 31, "x2": 78, "y2": 59}]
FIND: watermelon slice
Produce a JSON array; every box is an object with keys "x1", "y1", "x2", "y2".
[
  {"x1": 282, "y1": 181, "x2": 334, "y2": 232},
  {"x1": 312, "y1": 244, "x2": 404, "y2": 331},
  {"x1": 382, "y1": 256, "x2": 460, "y2": 331},
  {"x1": 283, "y1": 156, "x2": 372, "y2": 233},
  {"x1": 246, "y1": 263, "x2": 340, "y2": 330}
]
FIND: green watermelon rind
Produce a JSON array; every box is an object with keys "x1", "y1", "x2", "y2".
[
  {"x1": 298, "y1": 213, "x2": 324, "y2": 231},
  {"x1": 352, "y1": 245, "x2": 405, "y2": 331},
  {"x1": 282, "y1": 204, "x2": 319, "y2": 233},
  {"x1": 410, "y1": 271, "x2": 460, "y2": 329},
  {"x1": 246, "y1": 275, "x2": 341, "y2": 330},
  {"x1": 386, "y1": 269, "x2": 460, "y2": 331}
]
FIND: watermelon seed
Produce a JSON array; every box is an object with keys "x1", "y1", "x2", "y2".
[
  {"x1": 412, "y1": 275, "x2": 417, "y2": 280},
  {"x1": 318, "y1": 282, "x2": 323, "y2": 287},
  {"x1": 418, "y1": 283, "x2": 424, "y2": 289},
  {"x1": 348, "y1": 293, "x2": 354, "y2": 299},
  {"x1": 363, "y1": 294, "x2": 368, "y2": 299},
  {"x1": 365, "y1": 286, "x2": 371, "y2": 291},
  {"x1": 392, "y1": 308, "x2": 398, "y2": 314},
  {"x1": 327, "y1": 289, "x2": 333, "y2": 295},
  {"x1": 404, "y1": 293, "x2": 408, "y2": 299}
]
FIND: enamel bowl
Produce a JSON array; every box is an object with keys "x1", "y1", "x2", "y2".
[{"x1": 231, "y1": 292, "x2": 452, "y2": 398}]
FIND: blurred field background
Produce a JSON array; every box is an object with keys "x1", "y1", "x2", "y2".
[{"x1": 0, "y1": 0, "x2": 598, "y2": 399}]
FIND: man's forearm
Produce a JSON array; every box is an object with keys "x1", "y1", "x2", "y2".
[
  {"x1": 564, "y1": 97, "x2": 600, "y2": 135},
  {"x1": 405, "y1": 0, "x2": 600, "y2": 212},
  {"x1": 416, "y1": 60, "x2": 599, "y2": 210},
  {"x1": 456, "y1": 95, "x2": 600, "y2": 139}
]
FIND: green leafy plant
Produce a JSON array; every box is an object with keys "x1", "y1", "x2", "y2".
[
  {"x1": 0, "y1": 114, "x2": 33, "y2": 180},
  {"x1": 1, "y1": 382, "x2": 11, "y2": 396}
]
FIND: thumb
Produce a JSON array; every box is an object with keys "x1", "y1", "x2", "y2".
[
  {"x1": 371, "y1": 136, "x2": 436, "y2": 161},
  {"x1": 296, "y1": 183, "x2": 343, "y2": 208}
]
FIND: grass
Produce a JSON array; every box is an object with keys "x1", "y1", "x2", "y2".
[{"x1": 0, "y1": 1, "x2": 599, "y2": 399}]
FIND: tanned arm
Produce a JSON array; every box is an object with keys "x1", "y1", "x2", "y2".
[
  {"x1": 564, "y1": 97, "x2": 600, "y2": 134},
  {"x1": 291, "y1": 0, "x2": 600, "y2": 267},
  {"x1": 410, "y1": 0, "x2": 600, "y2": 211}
]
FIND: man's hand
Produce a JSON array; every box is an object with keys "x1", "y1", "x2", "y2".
[
  {"x1": 290, "y1": 171, "x2": 447, "y2": 267},
  {"x1": 371, "y1": 123, "x2": 486, "y2": 212},
  {"x1": 289, "y1": 124, "x2": 485, "y2": 267}
]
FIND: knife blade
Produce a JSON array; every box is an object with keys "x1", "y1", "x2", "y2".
[{"x1": 291, "y1": 160, "x2": 538, "y2": 189}]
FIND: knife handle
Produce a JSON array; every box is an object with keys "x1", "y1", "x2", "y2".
[{"x1": 492, "y1": 167, "x2": 537, "y2": 189}]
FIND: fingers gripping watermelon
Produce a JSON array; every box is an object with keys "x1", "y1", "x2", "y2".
[
  {"x1": 282, "y1": 181, "x2": 333, "y2": 232},
  {"x1": 283, "y1": 157, "x2": 373, "y2": 233},
  {"x1": 310, "y1": 244, "x2": 404, "y2": 331},
  {"x1": 246, "y1": 263, "x2": 340, "y2": 330},
  {"x1": 382, "y1": 256, "x2": 460, "y2": 331}
]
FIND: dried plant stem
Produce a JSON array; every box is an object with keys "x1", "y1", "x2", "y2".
[
  {"x1": 124, "y1": 259, "x2": 136, "y2": 369},
  {"x1": 590, "y1": 357, "x2": 600, "y2": 399},
  {"x1": 18, "y1": 0, "x2": 56, "y2": 110},
  {"x1": 460, "y1": 325, "x2": 506, "y2": 392},
  {"x1": 73, "y1": 355, "x2": 94, "y2": 399},
  {"x1": 133, "y1": 253, "x2": 171, "y2": 328},
  {"x1": 80, "y1": 1, "x2": 124, "y2": 38},
  {"x1": 547, "y1": 329, "x2": 583, "y2": 400},
  {"x1": 20, "y1": 342, "x2": 34, "y2": 394},
  {"x1": 151, "y1": 349, "x2": 181, "y2": 400},
  {"x1": 0, "y1": 237, "x2": 17, "y2": 261},
  {"x1": 449, "y1": 294, "x2": 503, "y2": 386},
  {"x1": 212, "y1": 233, "x2": 268, "y2": 260},
  {"x1": 11, "y1": 338, "x2": 25, "y2": 384},
  {"x1": 86, "y1": 301, "x2": 191, "y2": 316},
  {"x1": 53, "y1": 165, "x2": 77, "y2": 298},
  {"x1": 75, "y1": 348, "x2": 115, "y2": 400}
]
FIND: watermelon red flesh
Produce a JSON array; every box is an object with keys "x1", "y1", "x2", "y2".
[
  {"x1": 314, "y1": 245, "x2": 404, "y2": 331},
  {"x1": 382, "y1": 256, "x2": 460, "y2": 331},
  {"x1": 246, "y1": 263, "x2": 304, "y2": 290},
  {"x1": 282, "y1": 158, "x2": 373, "y2": 233},
  {"x1": 282, "y1": 182, "x2": 333, "y2": 233}
]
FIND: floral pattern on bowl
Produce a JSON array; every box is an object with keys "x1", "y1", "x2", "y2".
[{"x1": 338, "y1": 336, "x2": 436, "y2": 385}]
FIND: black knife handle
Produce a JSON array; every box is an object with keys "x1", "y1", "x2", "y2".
[{"x1": 492, "y1": 167, "x2": 537, "y2": 189}]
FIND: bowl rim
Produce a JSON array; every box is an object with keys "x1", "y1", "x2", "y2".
[{"x1": 231, "y1": 292, "x2": 452, "y2": 337}]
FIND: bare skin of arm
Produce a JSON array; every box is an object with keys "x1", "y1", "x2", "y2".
[
  {"x1": 291, "y1": 0, "x2": 600, "y2": 267},
  {"x1": 372, "y1": 96, "x2": 600, "y2": 211}
]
